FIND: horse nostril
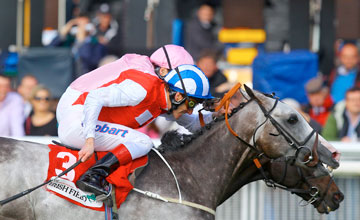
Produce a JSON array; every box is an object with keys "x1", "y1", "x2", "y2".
[{"x1": 333, "y1": 192, "x2": 344, "y2": 204}]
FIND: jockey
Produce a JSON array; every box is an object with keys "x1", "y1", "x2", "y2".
[{"x1": 56, "y1": 44, "x2": 218, "y2": 196}]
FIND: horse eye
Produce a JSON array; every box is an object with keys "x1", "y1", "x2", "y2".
[{"x1": 287, "y1": 114, "x2": 298, "y2": 124}]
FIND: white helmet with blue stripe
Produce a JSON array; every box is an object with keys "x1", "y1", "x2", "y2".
[{"x1": 164, "y1": 64, "x2": 214, "y2": 100}]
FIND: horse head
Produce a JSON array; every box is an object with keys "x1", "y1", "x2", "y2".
[
  {"x1": 218, "y1": 154, "x2": 344, "y2": 214},
  {"x1": 242, "y1": 85, "x2": 339, "y2": 170},
  {"x1": 268, "y1": 157, "x2": 344, "y2": 214}
]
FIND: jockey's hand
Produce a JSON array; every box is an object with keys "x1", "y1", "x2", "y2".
[{"x1": 79, "y1": 138, "x2": 95, "y2": 162}]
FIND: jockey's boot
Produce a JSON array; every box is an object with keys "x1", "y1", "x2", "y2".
[{"x1": 76, "y1": 144, "x2": 132, "y2": 196}]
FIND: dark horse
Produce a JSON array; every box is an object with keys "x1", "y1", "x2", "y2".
[{"x1": 0, "y1": 87, "x2": 341, "y2": 219}]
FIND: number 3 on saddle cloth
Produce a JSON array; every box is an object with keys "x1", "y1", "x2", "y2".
[{"x1": 45, "y1": 144, "x2": 148, "y2": 211}]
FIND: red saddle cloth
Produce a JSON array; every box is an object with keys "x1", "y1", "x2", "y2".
[{"x1": 45, "y1": 144, "x2": 148, "y2": 211}]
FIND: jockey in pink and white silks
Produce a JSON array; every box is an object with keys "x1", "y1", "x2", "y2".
[{"x1": 56, "y1": 45, "x2": 217, "y2": 196}]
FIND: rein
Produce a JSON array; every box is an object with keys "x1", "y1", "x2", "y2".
[{"x1": 214, "y1": 83, "x2": 262, "y2": 154}]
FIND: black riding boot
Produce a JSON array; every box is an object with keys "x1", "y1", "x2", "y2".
[{"x1": 76, "y1": 152, "x2": 120, "y2": 196}]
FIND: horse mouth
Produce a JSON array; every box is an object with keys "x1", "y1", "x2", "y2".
[{"x1": 314, "y1": 200, "x2": 340, "y2": 214}]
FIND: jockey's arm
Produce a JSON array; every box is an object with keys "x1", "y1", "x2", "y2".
[
  {"x1": 79, "y1": 80, "x2": 146, "y2": 161},
  {"x1": 82, "y1": 80, "x2": 146, "y2": 139},
  {"x1": 161, "y1": 110, "x2": 213, "y2": 133}
]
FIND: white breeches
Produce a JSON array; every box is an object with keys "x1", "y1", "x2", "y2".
[{"x1": 56, "y1": 87, "x2": 153, "y2": 160}]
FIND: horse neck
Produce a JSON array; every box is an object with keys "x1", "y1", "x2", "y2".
[
  {"x1": 163, "y1": 111, "x2": 259, "y2": 208},
  {"x1": 217, "y1": 156, "x2": 271, "y2": 206}
]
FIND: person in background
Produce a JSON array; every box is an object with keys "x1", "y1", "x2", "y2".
[
  {"x1": 327, "y1": 43, "x2": 360, "y2": 103},
  {"x1": 93, "y1": 3, "x2": 118, "y2": 46},
  {"x1": 0, "y1": 74, "x2": 25, "y2": 136},
  {"x1": 303, "y1": 76, "x2": 334, "y2": 127},
  {"x1": 322, "y1": 87, "x2": 360, "y2": 142},
  {"x1": 185, "y1": 3, "x2": 220, "y2": 60},
  {"x1": 49, "y1": 13, "x2": 106, "y2": 77},
  {"x1": 196, "y1": 50, "x2": 228, "y2": 98},
  {"x1": 17, "y1": 74, "x2": 38, "y2": 117},
  {"x1": 25, "y1": 85, "x2": 57, "y2": 136},
  {"x1": 98, "y1": 55, "x2": 119, "y2": 67}
]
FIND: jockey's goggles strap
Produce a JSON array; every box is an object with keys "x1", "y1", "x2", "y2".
[{"x1": 167, "y1": 89, "x2": 184, "y2": 113}]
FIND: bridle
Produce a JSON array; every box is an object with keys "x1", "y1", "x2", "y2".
[
  {"x1": 215, "y1": 83, "x2": 317, "y2": 164},
  {"x1": 253, "y1": 155, "x2": 334, "y2": 208},
  {"x1": 213, "y1": 83, "x2": 336, "y2": 208}
]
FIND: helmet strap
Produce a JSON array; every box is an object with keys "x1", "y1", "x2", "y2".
[{"x1": 162, "y1": 46, "x2": 173, "y2": 69}]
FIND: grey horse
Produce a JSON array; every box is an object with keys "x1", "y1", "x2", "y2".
[{"x1": 0, "y1": 88, "x2": 340, "y2": 219}]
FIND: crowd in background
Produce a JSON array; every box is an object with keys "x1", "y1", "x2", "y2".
[{"x1": 0, "y1": 2, "x2": 359, "y2": 143}]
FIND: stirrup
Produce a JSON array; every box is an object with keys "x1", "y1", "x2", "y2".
[{"x1": 96, "y1": 184, "x2": 113, "y2": 207}]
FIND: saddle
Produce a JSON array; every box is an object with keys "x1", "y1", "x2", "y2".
[{"x1": 45, "y1": 141, "x2": 148, "y2": 211}]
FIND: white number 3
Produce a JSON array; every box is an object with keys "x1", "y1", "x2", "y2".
[{"x1": 55, "y1": 152, "x2": 77, "y2": 181}]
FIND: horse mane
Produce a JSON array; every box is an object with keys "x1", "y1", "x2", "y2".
[
  {"x1": 157, "y1": 124, "x2": 214, "y2": 153},
  {"x1": 158, "y1": 100, "x2": 253, "y2": 152}
]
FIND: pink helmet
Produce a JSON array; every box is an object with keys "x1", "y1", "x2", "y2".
[{"x1": 150, "y1": 44, "x2": 194, "y2": 69}]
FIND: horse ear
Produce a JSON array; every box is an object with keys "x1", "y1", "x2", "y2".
[
  {"x1": 244, "y1": 84, "x2": 255, "y2": 98},
  {"x1": 306, "y1": 133, "x2": 319, "y2": 167},
  {"x1": 244, "y1": 84, "x2": 261, "y2": 103}
]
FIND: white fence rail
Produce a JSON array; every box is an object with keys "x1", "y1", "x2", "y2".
[{"x1": 9, "y1": 137, "x2": 360, "y2": 220}]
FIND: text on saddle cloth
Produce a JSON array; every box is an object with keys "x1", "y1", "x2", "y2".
[{"x1": 46, "y1": 144, "x2": 148, "y2": 210}]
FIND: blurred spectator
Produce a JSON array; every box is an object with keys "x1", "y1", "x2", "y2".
[
  {"x1": 93, "y1": 3, "x2": 119, "y2": 46},
  {"x1": 25, "y1": 85, "x2": 58, "y2": 136},
  {"x1": 66, "y1": 0, "x2": 81, "y2": 21},
  {"x1": 185, "y1": 3, "x2": 221, "y2": 60},
  {"x1": 282, "y1": 98, "x2": 322, "y2": 133},
  {"x1": 49, "y1": 13, "x2": 106, "y2": 77},
  {"x1": 17, "y1": 75, "x2": 38, "y2": 117},
  {"x1": 0, "y1": 74, "x2": 25, "y2": 136},
  {"x1": 327, "y1": 43, "x2": 360, "y2": 103},
  {"x1": 196, "y1": 50, "x2": 227, "y2": 98},
  {"x1": 322, "y1": 87, "x2": 360, "y2": 142},
  {"x1": 98, "y1": 55, "x2": 119, "y2": 67},
  {"x1": 303, "y1": 76, "x2": 334, "y2": 127}
]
